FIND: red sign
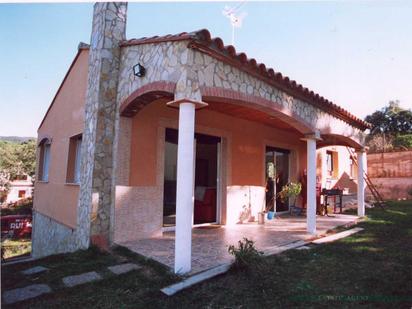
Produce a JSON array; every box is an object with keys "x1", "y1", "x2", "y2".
[{"x1": 1, "y1": 215, "x2": 32, "y2": 239}]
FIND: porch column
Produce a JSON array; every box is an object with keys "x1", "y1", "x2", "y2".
[
  {"x1": 356, "y1": 149, "x2": 366, "y2": 217},
  {"x1": 167, "y1": 99, "x2": 207, "y2": 274},
  {"x1": 303, "y1": 133, "x2": 320, "y2": 235}
]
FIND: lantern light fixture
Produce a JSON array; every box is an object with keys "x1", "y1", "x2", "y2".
[{"x1": 133, "y1": 63, "x2": 146, "y2": 77}]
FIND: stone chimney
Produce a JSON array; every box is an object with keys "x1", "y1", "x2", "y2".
[{"x1": 78, "y1": 2, "x2": 127, "y2": 249}]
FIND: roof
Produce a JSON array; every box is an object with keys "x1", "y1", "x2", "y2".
[
  {"x1": 38, "y1": 43, "x2": 90, "y2": 130},
  {"x1": 122, "y1": 29, "x2": 370, "y2": 131}
]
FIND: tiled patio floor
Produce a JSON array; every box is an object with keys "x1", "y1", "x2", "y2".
[{"x1": 119, "y1": 214, "x2": 359, "y2": 275}]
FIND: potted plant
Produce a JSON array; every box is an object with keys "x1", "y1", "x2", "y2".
[
  {"x1": 278, "y1": 182, "x2": 302, "y2": 215},
  {"x1": 261, "y1": 162, "x2": 277, "y2": 221}
]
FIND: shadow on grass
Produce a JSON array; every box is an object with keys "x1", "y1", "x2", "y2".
[
  {"x1": 154, "y1": 200, "x2": 412, "y2": 309},
  {"x1": 1, "y1": 201, "x2": 411, "y2": 308}
]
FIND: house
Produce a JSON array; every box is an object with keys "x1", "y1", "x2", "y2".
[
  {"x1": 318, "y1": 146, "x2": 360, "y2": 194},
  {"x1": 33, "y1": 2, "x2": 370, "y2": 274},
  {"x1": 3, "y1": 175, "x2": 33, "y2": 205}
]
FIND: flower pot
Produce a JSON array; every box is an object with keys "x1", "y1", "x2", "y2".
[
  {"x1": 258, "y1": 212, "x2": 265, "y2": 224},
  {"x1": 267, "y1": 211, "x2": 275, "y2": 220}
]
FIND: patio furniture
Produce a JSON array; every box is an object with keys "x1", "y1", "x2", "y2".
[
  {"x1": 194, "y1": 187, "x2": 217, "y2": 224},
  {"x1": 320, "y1": 188, "x2": 343, "y2": 216}
]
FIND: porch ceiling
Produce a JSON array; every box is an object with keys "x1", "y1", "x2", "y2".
[
  {"x1": 204, "y1": 100, "x2": 302, "y2": 134},
  {"x1": 318, "y1": 134, "x2": 362, "y2": 149}
]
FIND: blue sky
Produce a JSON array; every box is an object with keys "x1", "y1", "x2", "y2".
[{"x1": 0, "y1": 1, "x2": 411, "y2": 137}]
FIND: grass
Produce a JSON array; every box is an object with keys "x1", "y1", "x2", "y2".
[
  {"x1": 1, "y1": 200, "x2": 33, "y2": 260},
  {"x1": 2, "y1": 200, "x2": 412, "y2": 308},
  {"x1": 1, "y1": 238, "x2": 31, "y2": 260}
]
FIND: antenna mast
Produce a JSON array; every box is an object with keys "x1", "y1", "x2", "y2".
[{"x1": 222, "y1": 1, "x2": 247, "y2": 46}]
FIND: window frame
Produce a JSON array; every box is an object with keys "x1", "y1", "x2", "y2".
[
  {"x1": 326, "y1": 150, "x2": 339, "y2": 179},
  {"x1": 326, "y1": 151, "x2": 333, "y2": 177},
  {"x1": 66, "y1": 134, "x2": 83, "y2": 184},
  {"x1": 38, "y1": 138, "x2": 51, "y2": 182}
]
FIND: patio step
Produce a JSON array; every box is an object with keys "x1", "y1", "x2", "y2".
[
  {"x1": 263, "y1": 240, "x2": 307, "y2": 256},
  {"x1": 312, "y1": 227, "x2": 364, "y2": 245},
  {"x1": 3, "y1": 284, "x2": 52, "y2": 305},
  {"x1": 161, "y1": 263, "x2": 231, "y2": 296}
]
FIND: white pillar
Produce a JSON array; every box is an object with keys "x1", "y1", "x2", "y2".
[
  {"x1": 173, "y1": 102, "x2": 196, "y2": 274},
  {"x1": 357, "y1": 150, "x2": 366, "y2": 217},
  {"x1": 306, "y1": 137, "x2": 317, "y2": 235}
]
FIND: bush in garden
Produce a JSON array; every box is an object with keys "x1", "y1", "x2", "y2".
[{"x1": 228, "y1": 237, "x2": 263, "y2": 269}]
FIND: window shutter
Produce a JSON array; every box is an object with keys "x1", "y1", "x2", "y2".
[{"x1": 332, "y1": 151, "x2": 339, "y2": 178}]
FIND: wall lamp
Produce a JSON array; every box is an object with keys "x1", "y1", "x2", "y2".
[{"x1": 133, "y1": 63, "x2": 146, "y2": 77}]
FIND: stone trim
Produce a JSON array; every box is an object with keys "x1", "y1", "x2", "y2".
[
  {"x1": 119, "y1": 81, "x2": 176, "y2": 115},
  {"x1": 79, "y1": 2, "x2": 128, "y2": 250}
]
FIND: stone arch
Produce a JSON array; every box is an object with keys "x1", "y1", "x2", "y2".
[
  {"x1": 119, "y1": 82, "x2": 317, "y2": 135},
  {"x1": 119, "y1": 81, "x2": 176, "y2": 117}
]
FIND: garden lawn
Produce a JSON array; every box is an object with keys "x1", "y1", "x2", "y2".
[
  {"x1": 1, "y1": 238, "x2": 31, "y2": 260},
  {"x1": 2, "y1": 200, "x2": 412, "y2": 308}
]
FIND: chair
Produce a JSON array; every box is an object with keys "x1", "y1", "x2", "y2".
[{"x1": 194, "y1": 188, "x2": 217, "y2": 223}]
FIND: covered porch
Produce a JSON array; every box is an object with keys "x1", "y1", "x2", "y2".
[
  {"x1": 119, "y1": 213, "x2": 359, "y2": 275},
  {"x1": 114, "y1": 30, "x2": 370, "y2": 275}
]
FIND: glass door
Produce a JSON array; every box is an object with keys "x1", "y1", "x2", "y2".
[
  {"x1": 163, "y1": 128, "x2": 221, "y2": 227},
  {"x1": 265, "y1": 146, "x2": 290, "y2": 213}
]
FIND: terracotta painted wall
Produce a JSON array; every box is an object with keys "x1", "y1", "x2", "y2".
[
  {"x1": 34, "y1": 50, "x2": 89, "y2": 228},
  {"x1": 114, "y1": 99, "x2": 307, "y2": 242},
  {"x1": 128, "y1": 100, "x2": 305, "y2": 187}
]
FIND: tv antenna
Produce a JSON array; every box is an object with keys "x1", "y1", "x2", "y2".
[{"x1": 222, "y1": 1, "x2": 247, "y2": 46}]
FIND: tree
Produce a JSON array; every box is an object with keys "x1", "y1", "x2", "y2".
[
  {"x1": 365, "y1": 101, "x2": 412, "y2": 135},
  {"x1": 393, "y1": 134, "x2": 412, "y2": 150},
  {"x1": 365, "y1": 101, "x2": 412, "y2": 152},
  {"x1": 0, "y1": 139, "x2": 36, "y2": 194}
]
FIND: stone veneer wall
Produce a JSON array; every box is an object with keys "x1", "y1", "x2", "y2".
[
  {"x1": 31, "y1": 211, "x2": 78, "y2": 258},
  {"x1": 78, "y1": 2, "x2": 127, "y2": 248},
  {"x1": 117, "y1": 42, "x2": 365, "y2": 144}
]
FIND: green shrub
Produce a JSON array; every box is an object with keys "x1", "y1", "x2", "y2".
[
  {"x1": 228, "y1": 238, "x2": 263, "y2": 269},
  {"x1": 1, "y1": 198, "x2": 33, "y2": 216},
  {"x1": 278, "y1": 182, "x2": 302, "y2": 206},
  {"x1": 407, "y1": 187, "x2": 412, "y2": 198},
  {"x1": 393, "y1": 134, "x2": 412, "y2": 149}
]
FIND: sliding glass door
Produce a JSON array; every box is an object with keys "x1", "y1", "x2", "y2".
[
  {"x1": 163, "y1": 128, "x2": 221, "y2": 226},
  {"x1": 265, "y1": 146, "x2": 290, "y2": 213}
]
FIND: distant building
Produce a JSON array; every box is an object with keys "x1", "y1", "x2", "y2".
[{"x1": 4, "y1": 175, "x2": 33, "y2": 204}]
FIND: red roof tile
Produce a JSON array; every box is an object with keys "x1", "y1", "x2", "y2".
[{"x1": 121, "y1": 29, "x2": 370, "y2": 131}]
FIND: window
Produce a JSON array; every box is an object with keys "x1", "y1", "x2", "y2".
[
  {"x1": 18, "y1": 190, "x2": 26, "y2": 198},
  {"x1": 38, "y1": 140, "x2": 51, "y2": 181},
  {"x1": 349, "y1": 157, "x2": 356, "y2": 179},
  {"x1": 326, "y1": 151, "x2": 333, "y2": 177},
  {"x1": 326, "y1": 150, "x2": 339, "y2": 178},
  {"x1": 66, "y1": 134, "x2": 82, "y2": 184}
]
